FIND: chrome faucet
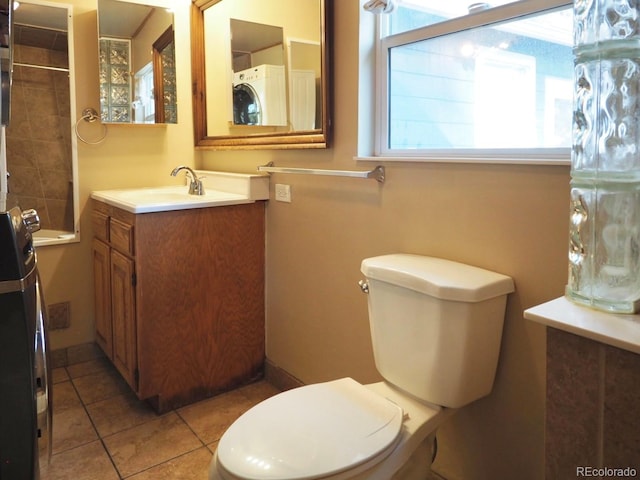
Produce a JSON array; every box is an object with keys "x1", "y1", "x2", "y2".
[{"x1": 170, "y1": 165, "x2": 205, "y2": 195}]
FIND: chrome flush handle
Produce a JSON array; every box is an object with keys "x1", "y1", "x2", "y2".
[{"x1": 358, "y1": 280, "x2": 369, "y2": 294}]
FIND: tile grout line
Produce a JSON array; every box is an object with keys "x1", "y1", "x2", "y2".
[
  {"x1": 69, "y1": 363, "x2": 211, "y2": 478},
  {"x1": 174, "y1": 408, "x2": 210, "y2": 449},
  {"x1": 119, "y1": 446, "x2": 210, "y2": 480},
  {"x1": 52, "y1": 361, "x2": 281, "y2": 479},
  {"x1": 67, "y1": 367, "x2": 126, "y2": 480}
]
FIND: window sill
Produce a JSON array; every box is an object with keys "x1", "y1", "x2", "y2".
[{"x1": 355, "y1": 154, "x2": 571, "y2": 167}]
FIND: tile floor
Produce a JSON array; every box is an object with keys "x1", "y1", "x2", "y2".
[{"x1": 41, "y1": 357, "x2": 280, "y2": 480}]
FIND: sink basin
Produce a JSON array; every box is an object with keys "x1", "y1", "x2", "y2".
[
  {"x1": 91, "y1": 186, "x2": 252, "y2": 214},
  {"x1": 91, "y1": 170, "x2": 270, "y2": 214}
]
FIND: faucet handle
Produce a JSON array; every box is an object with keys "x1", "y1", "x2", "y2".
[{"x1": 188, "y1": 178, "x2": 205, "y2": 196}]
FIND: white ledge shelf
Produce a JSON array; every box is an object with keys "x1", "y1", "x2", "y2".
[{"x1": 524, "y1": 296, "x2": 640, "y2": 355}]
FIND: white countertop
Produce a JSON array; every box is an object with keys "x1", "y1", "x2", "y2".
[
  {"x1": 91, "y1": 170, "x2": 270, "y2": 214},
  {"x1": 524, "y1": 296, "x2": 640, "y2": 354},
  {"x1": 91, "y1": 186, "x2": 254, "y2": 214}
]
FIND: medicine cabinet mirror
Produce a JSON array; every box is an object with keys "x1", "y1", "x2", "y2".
[
  {"x1": 6, "y1": 0, "x2": 80, "y2": 246},
  {"x1": 98, "y1": 0, "x2": 177, "y2": 124},
  {"x1": 191, "y1": 0, "x2": 330, "y2": 149}
]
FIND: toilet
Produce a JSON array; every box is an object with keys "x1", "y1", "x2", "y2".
[{"x1": 209, "y1": 254, "x2": 514, "y2": 480}]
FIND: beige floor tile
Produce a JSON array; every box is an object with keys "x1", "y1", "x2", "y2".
[
  {"x1": 50, "y1": 349, "x2": 68, "y2": 369},
  {"x1": 103, "y1": 412, "x2": 202, "y2": 478},
  {"x1": 50, "y1": 380, "x2": 97, "y2": 454},
  {"x1": 51, "y1": 404, "x2": 98, "y2": 455},
  {"x1": 45, "y1": 352, "x2": 272, "y2": 479},
  {"x1": 52, "y1": 381, "x2": 82, "y2": 412},
  {"x1": 66, "y1": 357, "x2": 114, "y2": 379},
  {"x1": 41, "y1": 440, "x2": 119, "y2": 480},
  {"x1": 66, "y1": 343, "x2": 105, "y2": 365},
  {"x1": 127, "y1": 447, "x2": 212, "y2": 480},
  {"x1": 207, "y1": 441, "x2": 219, "y2": 454},
  {"x1": 177, "y1": 389, "x2": 255, "y2": 445},
  {"x1": 51, "y1": 367, "x2": 69, "y2": 384},
  {"x1": 72, "y1": 368, "x2": 131, "y2": 405},
  {"x1": 86, "y1": 390, "x2": 159, "y2": 437},
  {"x1": 237, "y1": 380, "x2": 281, "y2": 404}
]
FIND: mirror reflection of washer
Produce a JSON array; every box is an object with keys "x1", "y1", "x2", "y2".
[
  {"x1": 233, "y1": 84, "x2": 260, "y2": 125},
  {"x1": 232, "y1": 64, "x2": 287, "y2": 126}
]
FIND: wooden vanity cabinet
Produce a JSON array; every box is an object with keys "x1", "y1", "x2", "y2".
[{"x1": 91, "y1": 199, "x2": 265, "y2": 412}]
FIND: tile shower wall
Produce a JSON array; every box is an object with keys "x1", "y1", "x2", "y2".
[
  {"x1": 546, "y1": 328, "x2": 640, "y2": 477},
  {"x1": 6, "y1": 24, "x2": 73, "y2": 232}
]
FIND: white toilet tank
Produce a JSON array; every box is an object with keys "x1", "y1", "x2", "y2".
[{"x1": 361, "y1": 254, "x2": 514, "y2": 409}]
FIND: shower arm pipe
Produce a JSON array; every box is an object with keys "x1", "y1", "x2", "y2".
[{"x1": 257, "y1": 162, "x2": 385, "y2": 184}]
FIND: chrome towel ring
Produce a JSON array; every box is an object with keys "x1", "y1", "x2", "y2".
[{"x1": 74, "y1": 108, "x2": 107, "y2": 145}]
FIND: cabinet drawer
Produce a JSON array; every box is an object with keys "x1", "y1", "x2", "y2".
[
  {"x1": 110, "y1": 218, "x2": 134, "y2": 256},
  {"x1": 92, "y1": 211, "x2": 109, "y2": 242}
]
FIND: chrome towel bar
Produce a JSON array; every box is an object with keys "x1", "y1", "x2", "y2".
[{"x1": 258, "y1": 163, "x2": 385, "y2": 183}]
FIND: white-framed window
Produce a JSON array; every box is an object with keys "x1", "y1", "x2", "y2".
[
  {"x1": 360, "y1": 0, "x2": 573, "y2": 164},
  {"x1": 134, "y1": 63, "x2": 156, "y2": 124}
]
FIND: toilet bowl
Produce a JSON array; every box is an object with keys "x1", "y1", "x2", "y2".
[
  {"x1": 210, "y1": 378, "x2": 454, "y2": 480},
  {"x1": 209, "y1": 254, "x2": 514, "y2": 480}
]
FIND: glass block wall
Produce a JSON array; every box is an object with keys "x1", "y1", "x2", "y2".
[
  {"x1": 99, "y1": 38, "x2": 132, "y2": 123},
  {"x1": 160, "y1": 40, "x2": 177, "y2": 123}
]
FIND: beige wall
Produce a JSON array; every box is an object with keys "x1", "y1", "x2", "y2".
[
  {"x1": 37, "y1": 0, "x2": 569, "y2": 478},
  {"x1": 202, "y1": 2, "x2": 570, "y2": 479}
]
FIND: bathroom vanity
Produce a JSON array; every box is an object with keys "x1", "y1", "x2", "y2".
[
  {"x1": 525, "y1": 298, "x2": 640, "y2": 477},
  {"x1": 91, "y1": 173, "x2": 269, "y2": 412}
]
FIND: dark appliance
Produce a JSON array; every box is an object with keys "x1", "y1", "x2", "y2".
[
  {"x1": 233, "y1": 83, "x2": 261, "y2": 125},
  {"x1": 0, "y1": 206, "x2": 51, "y2": 479}
]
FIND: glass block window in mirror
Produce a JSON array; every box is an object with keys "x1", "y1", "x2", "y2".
[
  {"x1": 99, "y1": 38, "x2": 132, "y2": 123},
  {"x1": 161, "y1": 41, "x2": 177, "y2": 123}
]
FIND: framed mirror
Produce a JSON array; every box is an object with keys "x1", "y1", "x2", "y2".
[
  {"x1": 7, "y1": 0, "x2": 79, "y2": 246},
  {"x1": 98, "y1": 0, "x2": 177, "y2": 124},
  {"x1": 191, "y1": 0, "x2": 330, "y2": 150}
]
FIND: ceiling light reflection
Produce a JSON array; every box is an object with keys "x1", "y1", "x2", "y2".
[{"x1": 245, "y1": 455, "x2": 272, "y2": 471}]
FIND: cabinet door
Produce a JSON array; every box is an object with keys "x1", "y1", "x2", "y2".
[
  {"x1": 110, "y1": 249, "x2": 138, "y2": 391},
  {"x1": 92, "y1": 239, "x2": 112, "y2": 359}
]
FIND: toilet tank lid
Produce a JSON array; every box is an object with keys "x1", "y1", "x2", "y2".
[{"x1": 361, "y1": 254, "x2": 514, "y2": 302}]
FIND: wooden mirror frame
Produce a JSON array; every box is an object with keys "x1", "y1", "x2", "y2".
[
  {"x1": 152, "y1": 26, "x2": 175, "y2": 123},
  {"x1": 190, "y1": 0, "x2": 331, "y2": 150}
]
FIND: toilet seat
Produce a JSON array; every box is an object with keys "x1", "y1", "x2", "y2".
[{"x1": 216, "y1": 378, "x2": 404, "y2": 480}]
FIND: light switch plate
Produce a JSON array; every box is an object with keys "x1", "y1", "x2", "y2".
[{"x1": 275, "y1": 184, "x2": 291, "y2": 203}]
